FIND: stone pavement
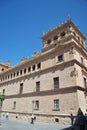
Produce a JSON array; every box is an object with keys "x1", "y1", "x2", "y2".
[{"x1": 0, "y1": 118, "x2": 71, "y2": 130}]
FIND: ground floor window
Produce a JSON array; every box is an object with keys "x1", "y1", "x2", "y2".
[
  {"x1": 54, "y1": 99, "x2": 59, "y2": 109},
  {"x1": 34, "y1": 100, "x2": 39, "y2": 110},
  {"x1": 13, "y1": 101, "x2": 16, "y2": 109}
]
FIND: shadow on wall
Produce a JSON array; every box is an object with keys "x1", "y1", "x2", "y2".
[{"x1": 61, "y1": 108, "x2": 87, "y2": 130}]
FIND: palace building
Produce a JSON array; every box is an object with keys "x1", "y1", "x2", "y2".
[{"x1": 0, "y1": 18, "x2": 87, "y2": 124}]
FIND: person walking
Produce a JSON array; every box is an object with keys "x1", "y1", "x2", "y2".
[
  {"x1": 31, "y1": 114, "x2": 35, "y2": 124},
  {"x1": 70, "y1": 113, "x2": 74, "y2": 128},
  {"x1": 6, "y1": 112, "x2": 9, "y2": 120}
]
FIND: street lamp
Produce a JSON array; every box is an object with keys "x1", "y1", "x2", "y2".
[
  {"x1": 32, "y1": 100, "x2": 34, "y2": 115},
  {"x1": 31, "y1": 100, "x2": 35, "y2": 124},
  {"x1": 0, "y1": 91, "x2": 5, "y2": 125}
]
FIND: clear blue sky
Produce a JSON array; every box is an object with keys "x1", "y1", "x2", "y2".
[{"x1": 0, "y1": 0, "x2": 87, "y2": 66}]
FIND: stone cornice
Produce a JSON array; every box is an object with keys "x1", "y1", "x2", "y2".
[
  {"x1": 2, "y1": 110, "x2": 73, "y2": 117},
  {"x1": 5, "y1": 86, "x2": 86, "y2": 99},
  {"x1": 0, "y1": 59, "x2": 87, "y2": 85},
  {"x1": 0, "y1": 38, "x2": 86, "y2": 78}
]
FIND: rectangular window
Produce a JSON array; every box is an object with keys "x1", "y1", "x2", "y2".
[
  {"x1": 32, "y1": 65, "x2": 35, "y2": 71},
  {"x1": 35, "y1": 100, "x2": 39, "y2": 110},
  {"x1": 58, "y1": 55, "x2": 63, "y2": 62},
  {"x1": 20, "y1": 83, "x2": 23, "y2": 86},
  {"x1": 28, "y1": 67, "x2": 31, "y2": 72},
  {"x1": 37, "y1": 63, "x2": 41, "y2": 69},
  {"x1": 54, "y1": 99, "x2": 59, "y2": 109},
  {"x1": 19, "y1": 83, "x2": 23, "y2": 94},
  {"x1": 81, "y1": 57, "x2": 84, "y2": 64},
  {"x1": 20, "y1": 70, "x2": 22, "y2": 75},
  {"x1": 3, "y1": 89, "x2": 5, "y2": 94},
  {"x1": 54, "y1": 77, "x2": 59, "y2": 89},
  {"x1": 84, "y1": 77, "x2": 87, "y2": 89},
  {"x1": 36, "y1": 81, "x2": 40, "y2": 92},
  {"x1": 24, "y1": 68, "x2": 26, "y2": 74},
  {"x1": 19, "y1": 86, "x2": 23, "y2": 94},
  {"x1": 17, "y1": 72, "x2": 19, "y2": 76},
  {"x1": 13, "y1": 101, "x2": 16, "y2": 109}
]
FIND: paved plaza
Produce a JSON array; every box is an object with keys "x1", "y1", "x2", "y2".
[{"x1": 0, "y1": 118, "x2": 71, "y2": 130}]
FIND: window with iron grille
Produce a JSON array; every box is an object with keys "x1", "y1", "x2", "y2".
[
  {"x1": 53, "y1": 77, "x2": 59, "y2": 89},
  {"x1": 36, "y1": 81, "x2": 40, "y2": 92},
  {"x1": 54, "y1": 99, "x2": 59, "y2": 109},
  {"x1": 13, "y1": 101, "x2": 16, "y2": 109},
  {"x1": 35, "y1": 100, "x2": 39, "y2": 110}
]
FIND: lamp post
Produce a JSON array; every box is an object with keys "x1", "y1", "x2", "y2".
[
  {"x1": 32, "y1": 100, "x2": 34, "y2": 115},
  {"x1": 31, "y1": 100, "x2": 35, "y2": 124},
  {"x1": 0, "y1": 91, "x2": 5, "y2": 125}
]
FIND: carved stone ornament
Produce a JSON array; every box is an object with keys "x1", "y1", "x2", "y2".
[
  {"x1": 70, "y1": 68, "x2": 78, "y2": 77},
  {"x1": 69, "y1": 47, "x2": 76, "y2": 55}
]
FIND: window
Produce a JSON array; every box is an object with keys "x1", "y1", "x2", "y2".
[
  {"x1": 19, "y1": 86, "x2": 23, "y2": 94},
  {"x1": 35, "y1": 100, "x2": 39, "y2": 110},
  {"x1": 28, "y1": 67, "x2": 31, "y2": 72},
  {"x1": 81, "y1": 57, "x2": 84, "y2": 64},
  {"x1": 37, "y1": 63, "x2": 41, "y2": 69},
  {"x1": 17, "y1": 72, "x2": 19, "y2": 76},
  {"x1": 5, "y1": 76, "x2": 7, "y2": 80},
  {"x1": 58, "y1": 55, "x2": 63, "y2": 62},
  {"x1": 20, "y1": 70, "x2": 22, "y2": 75},
  {"x1": 78, "y1": 36, "x2": 80, "y2": 41},
  {"x1": 61, "y1": 32, "x2": 65, "y2": 37},
  {"x1": 13, "y1": 101, "x2": 16, "y2": 109},
  {"x1": 47, "y1": 39, "x2": 51, "y2": 44},
  {"x1": 3, "y1": 89, "x2": 5, "y2": 94},
  {"x1": 81, "y1": 41, "x2": 84, "y2": 45},
  {"x1": 1, "y1": 68, "x2": 4, "y2": 71},
  {"x1": 32, "y1": 65, "x2": 35, "y2": 71},
  {"x1": 1, "y1": 78, "x2": 2, "y2": 81},
  {"x1": 54, "y1": 99, "x2": 59, "y2": 109},
  {"x1": 24, "y1": 68, "x2": 26, "y2": 74},
  {"x1": 55, "y1": 118, "x2": 59, "y2": 122},
  {"x1": 36, "y1": 81, "x2": 40, "y2": 92},
  {"x1": 53, "y1": 77, "x2": 59, "y2": 89},
  {"x1": 8, "y1": 75, "x2": 9, "y2": 79},
  {"x1": 19, "y1": 82, "x2": 23, "y2": 94},
  {"x1": 84, "y1": 78, "x2": 87, "y2": 89},
  {"x1": 73, "y1": 32, "x2": 76, "y2": 36},
  {"x1": 20, "y1": 82, "x2": 23, "y2": 86},
  {"x1": 11, "y1": 74, "x2": 12, "y2": 79},
  {"x1": 14, "y1": 73, "x2": 15, "y2": 77},
  {"x1": 54, "y1": 35, "x2": 58, "y2": 40}
]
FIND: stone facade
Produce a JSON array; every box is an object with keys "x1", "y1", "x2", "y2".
[{"x1": 0, "y1": 19, "x2": 87, "y2": 124}]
